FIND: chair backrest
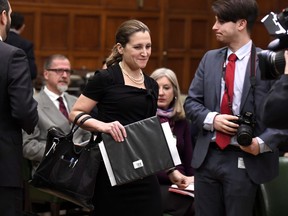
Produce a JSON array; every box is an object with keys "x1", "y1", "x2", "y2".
[
  {"x1": 258, "y1": 157, "x2": 288, "y2": 216},
  {"x1": 22, "y1": 158, "x2": 67, "y2": 216}
]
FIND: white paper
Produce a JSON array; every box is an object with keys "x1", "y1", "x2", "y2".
[
  {"x1": 171, "y1": 183, "x2": 195, "y2": 191},
  {"x1": 161, "y1": 122, "x2": 181, "y2": 166},
  {"x1": 99, "y1": 141, "x2": 117, "y2": 186}
]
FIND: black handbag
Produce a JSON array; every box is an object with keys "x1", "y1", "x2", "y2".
[{"x1": 29, "y1": 112, "x2": 101, "y2": 211}]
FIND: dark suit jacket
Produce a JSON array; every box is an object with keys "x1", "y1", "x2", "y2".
[
  {"x1": 5, "y1": 31, "x2": 37, "y2": 80},
  {"x1": 0, "y1": 41, "x2": 38, "y2": 187},
  {"x1": 184, "y1": 46, "x2": 288, "y2": 184}
]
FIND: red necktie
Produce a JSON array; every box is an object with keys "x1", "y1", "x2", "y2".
[
  {"x1": 57, "y1": 96, "x2": 69, "y2": 119},
  {"x1": 216, "y1": 53, "x2": 237, "y2": 149}
]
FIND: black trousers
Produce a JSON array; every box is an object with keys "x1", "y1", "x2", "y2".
[
  {"x1": 0, "y1": 186, "x2": 23, "y2": 216},
  {"x1": 194, "y1": 144, "x2": 257, "y2": 216}
]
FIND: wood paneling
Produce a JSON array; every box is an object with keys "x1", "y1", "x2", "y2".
[
  {"x1": 21, "y1": 12, "x2": 35, "y2": 41},
  {"x1": 190, "y1": 19, "x2": 210, "y2": 50},
  {"x1": 167, "y1": 0, "x2": 209, "y2": 12},
  {"x1": 145, "y1": 56, "x2": 159, "y2": 75},
  {"x1": 104, "y1": 0, "x2": 160, "y2": 10},
  {"x1": 40, "y1": 13, "x2": 69, "y2": 50},
  {"x1": 42, "y1": 0, "x2": 102, "y2": 5},
  {"x1": 105, "y1": 16, "x2": 131, "y2": 50},
  {"x1": 9, "y1": 0, "x2": 286, "y2": 93},
  {"x1": 166, "y1": 57, "x2": 185, "y2": 85},
  {"x1": 73, "y1": 56, "x2": 100, "y2": 72},
  {"x1": 73, "y1": 15, "x2": 101, "y2": 51},
  {"x1": 167, "y1": 19, "x2": 185, "y2": 50},
  {"x1": 161, "y1": 0, "x2": 213, "y2": 93}
]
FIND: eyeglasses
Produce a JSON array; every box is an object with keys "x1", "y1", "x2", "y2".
[{"x1": 46, "y1": 68, "x2": 73, "y2": 75}]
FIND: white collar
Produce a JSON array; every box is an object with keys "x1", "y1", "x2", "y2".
[
  {"x1": 43, "y1": 86, "x2": 65, "y2": 102},
  {"x1": 0, "y1": 36, "x2": 2, "y2": 41},
  {"x1": 227, "y1": 40, "x2": 252, "y2": 61},
  {"x1": 10, "y1": 29, "x2": 20, "y2": 34}
]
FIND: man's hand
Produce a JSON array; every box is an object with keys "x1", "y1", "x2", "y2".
[
  {"x1": 284, "y1": 50, "x2": 288, "y2": 75},
  {"x1": 240, "y1": 138, "x2": 260, "y2": 155},
  {"x1": 214, "y1": 114, "x2": 239, "y2": 135},
  {"x1": 168, "y1": 170, "x2": 190, "y2": 189}
]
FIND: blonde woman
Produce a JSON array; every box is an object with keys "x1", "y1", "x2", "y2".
[{"x1": 151, "y1": 68, "x2": 195, "y2": 216}]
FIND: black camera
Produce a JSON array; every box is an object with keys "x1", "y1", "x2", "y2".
[
  {"x1": 233, "y1": 112, "x2": 255, "y2": 146},
  {"x1": 257, "y1": 8, "x2": 288, "y2": 80}
]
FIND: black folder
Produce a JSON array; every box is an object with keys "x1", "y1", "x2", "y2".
[{"x1": 99, "y1": 116, "x2": 180, "y2": 186}]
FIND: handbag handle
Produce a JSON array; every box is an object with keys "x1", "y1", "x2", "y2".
[
  {"x1": 70, "y1": 112, "x2": 93, "y2": 134},
  {"x1": 70, "y1": 112, "x2": 102, "y2": 144}
]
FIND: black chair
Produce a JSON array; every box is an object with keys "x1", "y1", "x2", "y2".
[
  {"x1": 254, "y1": 157, "x2": 288, "y2": 216},
  {"x1": 22, "y1": 158, "x2": 89, "y2": 216}
]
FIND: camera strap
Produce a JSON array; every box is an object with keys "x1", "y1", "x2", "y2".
[{"x1": 250, "y1": 43, "x2": 257, "y2": 120}]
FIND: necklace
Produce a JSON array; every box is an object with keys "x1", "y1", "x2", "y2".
[{"x1": 119, "y1": 62, "x2": 144, "y2": 85}]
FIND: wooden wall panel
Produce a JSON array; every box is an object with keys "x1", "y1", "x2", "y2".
[
  {"x1": 104, "y1": 16, "x2": 160, "y2": 51},
  {"x1": 258, "y1": 1, "x2": 279, "y2": 13},
  {"x1": 73, "y1": 15, "x2": 101, "y2": 51},
  {"x1": 190, "y1": 19, "x2": 209, "y2": 50},
  {"x1": 73, "y1": 56, "x2": 101, "y2": 73},
  {"x1": 9, "y1": 0, "x2": 286, "y2": 93},
  {"x1": 104, "y1": 0, "x2": 160, "y2": 10},
  {"x1": 40, "y1": 13, "x2": 69, "y2": 50},
  {"x1": 167, "y1": 19, "x2": 185, "y2": 49},
  {"x1": 145, "y1": 56, "x2": 159, "y2": 75},
  {"x1": 279, "y1": 1, "x2": 287, "y2": 11},
  {"x1": 139, "y1": 17, "x2": 161, "y2": 51},
  {"x1": 20, "y1": 12, "x2": 35, "y2": 42},
  {"x1": 42, "y1": 0, "x2": 101, "y2": 5},
  {"x1": 165, "y1": 57, "x2": 185, "y2": 91},
  {"x1": 105, "y1": 16, "x2": 130, "y2": 50},
  {"x1": 189, "y1": 57, "x2": 201, "y2": 83},
  {"x1": 252, "y1": 22, "x2": 274, "y2": 50},
  {"x1": 10, "y1": 0, "x2": 37, "y2": 2},
  {"x1": 167, "y1": 0, "x2": 209, "y2": 12},
  {"x1": 164, "y1": 11, "x2": 211, "y2": 93}
]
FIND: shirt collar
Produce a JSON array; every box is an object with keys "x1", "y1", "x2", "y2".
[
  {"x1": 0, "y1": 36, "x2": 2, "y2": 41},
  {"x1": 9, "y1": 29, "x2": 19, "y2": 34},
  {"x1": 227, "y1": 40, "x2": 252, "y2": 61},
  {"x1": 43, "y1": 86, "x2": 65, "y2": 102}
]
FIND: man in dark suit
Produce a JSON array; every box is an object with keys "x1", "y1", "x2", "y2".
[
  {"x1": 184, "y1": 1, "x2": 288, "y2": 216},
  {"x1": 262, "y1": 50, "x2": 288, "y2": 129},
  {"x1": 0, "y1": 0, "x2": 38, "y2": 215},
  {"x1": 22, "y1": 54, "x2": 91, "y2": 174},
  {"x1": 5, "y1": 11, "x2": 37, "y2": 80},
  {"x1": 262, "y1": 50, "x2": 288, "y2": 157}
]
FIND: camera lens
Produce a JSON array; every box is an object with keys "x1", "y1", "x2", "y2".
[
  {"x1": 258, "y1": 49, "x2": 285, "y2": 80},
  {"x1": 237, "y1": 124, "x2": 253, "y2": 146}
]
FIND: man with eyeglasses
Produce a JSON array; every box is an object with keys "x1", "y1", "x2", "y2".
[
  {"x1": 0, "y1": 0, "x2": 38, "y2": 215},
  {"x1": 22, "y1": 54, "x2": 91, "y2": 177}
]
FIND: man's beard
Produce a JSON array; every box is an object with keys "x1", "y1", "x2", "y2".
[
  {"x1": 3, "y1": 17, "x2": 11, "y2": 41},
  {"x1": 57, "y1": 84, "x2": 68, "y2": 93}
]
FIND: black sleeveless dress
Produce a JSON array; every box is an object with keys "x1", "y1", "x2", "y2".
[{"x1": 82, "y1": 63, "x2": 162, "y2": 216}]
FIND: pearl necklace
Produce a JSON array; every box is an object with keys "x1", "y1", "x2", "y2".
[{"x1": 119, "y1": 62, "x2": 144, "y2": 85}]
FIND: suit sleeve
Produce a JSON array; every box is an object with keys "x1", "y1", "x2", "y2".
[
  {"x1": 8, "y1": 48, "x2": 38, "y2": 134},
  {"x1": 184, "y1": 51, "x2": 213, "y2": 129},
  {"x1": 22, "y1": 126, "x2": 46, "y2": 161}
]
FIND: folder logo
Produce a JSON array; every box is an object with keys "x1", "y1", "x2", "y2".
[{"x1": 133, "y1": 159, "x2": 144, "y2": 169}]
